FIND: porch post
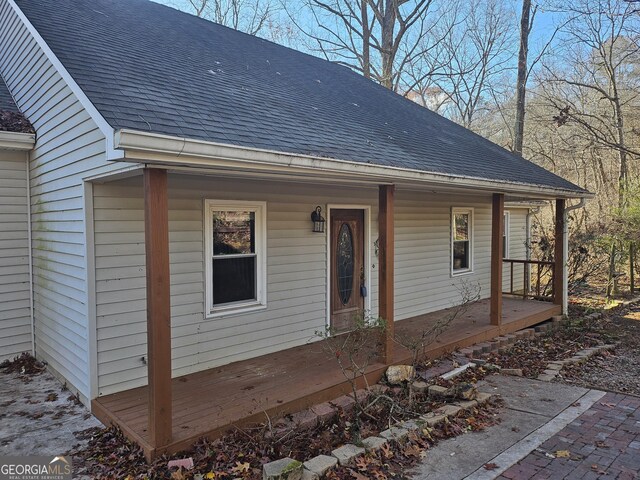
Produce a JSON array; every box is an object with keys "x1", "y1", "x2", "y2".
[
  {"x1": 490, "y1": 193, "x2": 504, "y2": 326},
  {"x1": 554, "y1": 199, "x2": 565, "y2": 308},
  {"x1": 378, "y1": 185, "x2": 395, "y2": 364},
  {"x1": 143, "y1": 168, "x2": 172, "y2": 448}
]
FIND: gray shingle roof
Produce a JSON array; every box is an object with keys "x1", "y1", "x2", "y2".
[
  {"x1": 0, "y1": 78, "x2": 34, "y2": 133},
  {"x1": 15, "y1": 0, "x2": 587, "y2": 194},
  {"x1": 0, "y1": 79, "x2": 18, "y2": 112}
]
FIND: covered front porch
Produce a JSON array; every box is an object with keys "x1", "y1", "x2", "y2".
[
  {"x1": 92, "y1": 295, "x2": 560, "y2": 459},
  {"x1": 88, "y1": 165, "x2": 569, "y2": 460}
]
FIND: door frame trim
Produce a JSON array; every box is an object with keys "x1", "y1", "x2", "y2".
[{"x1": 326, "y1": 204, "x2": 372, "y2": 330}]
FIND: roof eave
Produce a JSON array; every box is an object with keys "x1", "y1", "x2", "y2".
[
  {"x1": 0, "y1": 131, "x2": 35, "y2": 150},
  {"x1": 113, "y1": 128, "x2": 593, "y2": 200}
]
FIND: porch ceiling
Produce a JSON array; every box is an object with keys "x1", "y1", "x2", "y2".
[{"x1": 89, "y1": 164, "x2": 570, "y2": 203}]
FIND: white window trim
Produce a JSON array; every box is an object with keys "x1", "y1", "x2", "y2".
[
  {"x1": 204, "y1": 199, "x2": 267, "y2": 318},
  {"x1": 451, "y1": 207, "x2": 474, "y2": 276},
  {"x1": 503, "y1": 211, "x2": 511, "y2": 259}
]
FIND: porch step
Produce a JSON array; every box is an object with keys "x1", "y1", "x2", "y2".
[{"x1": 460, "y1": 321, "x2": 555, "y2": 359}]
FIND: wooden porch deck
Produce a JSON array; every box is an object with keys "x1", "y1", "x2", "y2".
[{"x1": 92, "y1": 297, "x2": 560, "y2": 458}]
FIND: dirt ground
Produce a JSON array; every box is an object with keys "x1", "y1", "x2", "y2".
[
  {"x1": 558, "y1": 305, "x2": 640, "y2": 396},
  {"x1": 0, "y1": 355, "x2": 103, "y2": 458}
]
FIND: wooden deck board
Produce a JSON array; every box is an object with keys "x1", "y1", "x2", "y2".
[{"x1": 92, "y1": 297, "x2": 560, "y2": 459}]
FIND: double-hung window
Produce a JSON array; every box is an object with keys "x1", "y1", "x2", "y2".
[
  {"x1": 205, "y1": 200, "x2": 266, "y2": 316},
  {"x1": 452, "y1": 208, "x2": 473, "y2": 274}
]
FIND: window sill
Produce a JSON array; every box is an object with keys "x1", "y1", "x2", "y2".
[
  {"x1": 207, "y1": 302, "x2": 267, "y2": 319},
  {"x1": 451, "y1": 268, "x2": 474, "y2": 277}
]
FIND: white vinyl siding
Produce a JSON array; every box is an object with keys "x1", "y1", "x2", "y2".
[
  {"x1": 394, "y1": 192, "x2": 491, "y2": 320},
  {"x1": 93, "y1": 175, "x2": 380, "y2": 396},
  {"x1": 0, "y1": 2, "x2": 135, "y2": 402},
  {"x1": 0, "y1": 151, "x2": 31, "y2": 361},
  {"x1": 94, "y1": 178, "x2": 532, "y2": 396}
]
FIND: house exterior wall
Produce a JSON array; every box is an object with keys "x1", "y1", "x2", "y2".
[
  {"x1": 0, "y1": 150, "x2": 31, "y2": 361},
  {"x1": 93, "y1": 174, "x2": 530, "y2": 397},
  {"x1": 0, "y1": 1, "x2": 134, "y2": 402}
]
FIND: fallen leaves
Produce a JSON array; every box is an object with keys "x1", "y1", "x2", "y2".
[
  {"x1": 555, "y1": 450, "x2": 571, "y2": 458},
  {"x1": 483, "y1": 462, "x2": 499, "y2": 470}
]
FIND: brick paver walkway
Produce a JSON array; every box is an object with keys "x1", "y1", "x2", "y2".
[{"x1": 498, "y1": 392, "x2": 640, "y2": 479}]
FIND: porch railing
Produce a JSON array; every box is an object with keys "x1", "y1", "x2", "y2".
[{"x1": 503, "y1": 258, "x2": 555, "y2": 302}]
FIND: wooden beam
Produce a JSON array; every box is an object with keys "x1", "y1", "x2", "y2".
[
  {"x1": 143, "y1": 168, "x2": 172, "y2": 448},
  {"x1": 490, "y1": 193, "x2": 504, "y2": 325},
  {"x1": 554, "y1": 199, "x2": 565, "y2": 306},
  {"x1": 378, "y1": 185, "x2": 395, "y2": 363}
]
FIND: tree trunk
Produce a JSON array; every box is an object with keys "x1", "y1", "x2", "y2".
[
  {"x1": 513, "y1": 0, "x2": 531, "y2": 155},
  {"x1": 607, "y1": 242, "x2": 617, "y2": 299},
  {"x1": 630, "y1": 243, "x2": 635, "y2": 294},
  {"x1": 380, "y1": 0, "x2": 397, "y2": 89},
  {"x1": 361, "y1": 0, "x2": 371, "y2": 80}
]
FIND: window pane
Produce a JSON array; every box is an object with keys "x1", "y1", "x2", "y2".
[
  {"x1": 212, "y1": 256, "x2": 256, "y2": 305},
  {"x1": 336, "y1": 223, "x2": 354, "y2": 305},
  {"x1": 454, "y1": 213, "x2": 469, "y2": 241},
  {"x1": 453, "y1": 240, "x2": 469, "y2": 270},
  {"x1": 213, "y1": 211, "x2": 255, "y2": 255}
]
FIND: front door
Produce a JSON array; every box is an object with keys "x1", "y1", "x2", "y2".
[{"x1": 330, "y1": 209, "x2": 365, "y2": 332}]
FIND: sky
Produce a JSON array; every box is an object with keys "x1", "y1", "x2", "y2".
[{"x1": 150, "y1": 0, "x2": 564, "y2": 51}]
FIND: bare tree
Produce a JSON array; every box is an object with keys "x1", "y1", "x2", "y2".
[
  {"x1": 289, "y1": 0, "x2": 455, "y2": 91},
  {"x1": 423, "y1": 0, "x2": 516, "y2": 128},
  {"x1": 513, "y1": 0, "x2": 533, "y2": 155},
  {"x1": 536, "y1": 0, "x2": 640, "y2": 295},
  {"x1": 182, "y1": 0, "x2": 276, "y2": 35},
  {"x1": 540, "y1": 0, "x2": 640, "y2": 206}
]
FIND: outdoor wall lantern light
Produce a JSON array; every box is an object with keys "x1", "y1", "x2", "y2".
[{"x1": 311, "y1": 206, "x2": 325, "y2": 233}]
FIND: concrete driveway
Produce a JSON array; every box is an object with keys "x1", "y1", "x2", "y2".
[{"x1": 411, "y1": 375, "x2": 609, "y2": 479}]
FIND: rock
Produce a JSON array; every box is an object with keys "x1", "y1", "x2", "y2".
[
  {"x1": 350, "y1": 389, "x2": 370, "y2": 403},
  {"x1": 370, "y1": 384, "x2": 390, "y2": 395},
  {"x1": 362, "y1": 436, "x2": 387, "y2": 451},
  {"x1": 301, "y1": 470, "x2": 317, "y2": 480},
  {"x1": 501, "y1": 368, "x2": 523, "y2": 376},
  {"x1": 380, "y1": 426, "x2": 409, "y2": 441},
  {"x1": 412, "y1": 380, "x2": 429, "y2": 393},
  {"x1": 483, "y1": 363, "x2": 501, "y2": 372},
  {"x1": 453, "y1": 382, "x2": 477, "y2": 400},
  {"x1": 537, "y1": 374, "x2": 556, "y2": 382},
  {"x1": 421, "y1": 413, "x2": 446, "y2": 426},
  {"x1": 386, "y1": 365, "x2": 415, "y2": 384},
  {"x1": 263, "y1": 458, "x2": 303, "y2": 480},
  {"x1": 303, "y1": 455, "x2": 337, "y2": 477},
  {"x1": 435, "y1": 404, "x2": 462, "y2": 417},
  {"x1": 428, "y1": 384, "x2": 451, "y2": 398},
  {"x1": 331, "y1": 444, "x2": 365, "y2": 466},
  {"x1": 475, "y1": 392, "x2": 492, "y2": 404},
  {"x1": 310, "y1": 402, "x2": 336, "y2": 423},
  {"x1": 330, "y1": 395, "x2": 355, "y2": 412},
  {"x1": 290, "y1": 410, "x2": 318, "y2": 430},
  {"x1": 456, "y1": 399, "x2": 478, "y2": 410},
  {"x1": 399, "y1": 419, "x2": 420, "y2": 431}
]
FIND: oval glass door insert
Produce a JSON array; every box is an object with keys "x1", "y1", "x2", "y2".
[{"x1": 337, "y1": 223, "x2": 354, "y2": 304}]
